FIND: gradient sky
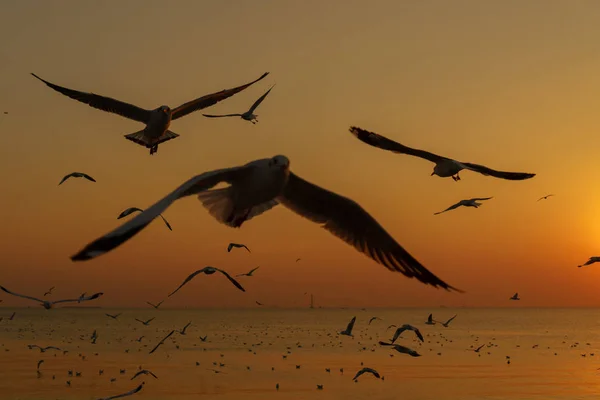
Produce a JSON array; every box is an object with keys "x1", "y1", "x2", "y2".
[{"x1": 1, "y1": 0, "x2": 600, "y2": 308}]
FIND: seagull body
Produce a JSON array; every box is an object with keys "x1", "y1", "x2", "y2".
[
  {"x1": 203, "y1": 85, "x2": 275, "y2": 124},
  {"x1": 96, "y1": 382, "x2": 145, "y2": 400},
  {"x1": 227, "y1": 243, "x2": 251, "y2": 253},
  {"x1": 537, "y1": 194, "x2": 554, "y2": 201},
  {"x1": 59, "y1": 172, "x2": 96, "y2": 185},
  {"x1": 146, "y1": 300, "x2": 164, "y2": 309},
  {"x1": 578, "y1": 257, "x2": 600, "y2": 268},
  {"x1": 131, "y1": 370, "x2": 158, "y2": 380},
  {"x1": 340, "y1": 316, "x2": 356, "y2": 337},
  {"x1": 1, "y1": 286, "x2": 102, "y2": 309},
  {"x1": 352, "y1": 367, "x2": 381, "y2": 381},
  {"x1": 32, "y1": 72, "x2": 269, "y2": 155},
  {"x1": 168, "y1": 266, "x2": 246, "y2": 297},
  {"x1": 378, "y1": 341, "x2": 422, "y2": 357},
  {"x1": 70, "y1": 155, "x2": 460, "y2": 292},
  {"x1": 434, "y1": 197, "x2": 493, "y2": 215},
  {"x1": 425, "y1": 313, "x2": 435, "y2": 325},
  {"x1": 349, "y1": 127, "x2": 536, "y2": 181},
  {"x1": 135, "y1": 317, "x2": 155, "y2": 326},
  {"x1": 118, "y1": 207, "x2": 172, "y2": 231},
  {"x1": 236, "y1": 266, "x2": 260, "y2": 277},
  {"x1": 390, "y1": 324, "x2": 424, "y2": 343},
  {"x1": 106, "y1": 313, "x2": 122, "y2": 319},
  {"x1": 149, "y1": 330, "x2": 175, "y2": 354},
  {"x1": 509, "y1": 292, "x2": 520, "y2": 301},
  {"x1": 436, "y1": 315, "x2": 457, "y2": 327}
]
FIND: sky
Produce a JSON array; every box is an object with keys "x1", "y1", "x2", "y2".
[{"x1": 1, "y1": 0, "x2": 600, "y2": 308}]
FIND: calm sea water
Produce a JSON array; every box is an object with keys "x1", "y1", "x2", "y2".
[{"x1": 0, "y1": 307, "x2": 598, "y2": 400}]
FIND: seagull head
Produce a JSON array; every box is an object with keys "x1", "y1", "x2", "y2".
[
  {"x1": 269, "y1": 155, "x2": 289, "y2": 170},
  {"x1": 160, "y1": 105, "x2": 171, "y2": 114}
]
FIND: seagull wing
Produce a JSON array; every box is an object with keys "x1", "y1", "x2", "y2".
[
  {"x1": 58, "y1": 173, "x2": 74, "y2": 185},
  {"x1": 413, "y1": 327, "x2": 424, "y2": 342},
  {"x1": 249, "y1": 266, "x2": 260, "y2": 274},
  {"x1": 0, "y1": 286, "x2": 44, "y2": 303},
  {"x1": 349, "y1": 126, "x2": 446, "y2": 164},
  {"x1": 54, "y1": 292, "x2": 103, "y2": 304},
  {"x1": 71, "y1": 165, "x2": 253, "y2": 262},
  {"x1": 145, "y1": 302, "x2": 156, "y2": 308},
  {"x1": 278, "y1": 172, "x2": 461, "y2": 291},
  {"x1": 352, "y1": 369, "x2": 366, "y2": 380},
  {"x1": 117, "y1": 208, "x2": 143, "y2": 219},
  {"x1": 202, "y1": 113, "x2": 243, "y2": 118},
  {"x1": 427, "y1": 313, "x2": 433, "y2": 323},
  {"x1": 433, "y1": 202, "x2": 464, "y2": 215},
  {"x1": 468, "y1": 197, "x2": 493, "y2": 201},
  {"x1": 460, "y1": 162, "x2": 535, "y2": 181},
  {"x1": 170, "y1": 72, "x2": 269, "y2": 120},
  {"x1": 82, "y1": 174, "x2": 96, "y2": 182},
  {"x1": 158, "y1": 214, "x2": 172, "y2": 231},
  {"x1": 31, "y1": 73, "x2": 150, "y2": 123},
  {"x1": 345, "y1": 316, "x2": 356, "y2": 333},
  {"x1": 149, "y1": 330, "x2": 175, "y2": 354},
  {"x1": 445, "y1": 314, "x2": 457, "y2": 325},
  {"x1": 242, "y1": 245, "x2": 251, "y2": 253},
  {"x1": 96, "y1": 382, "x2": 144, "y2": 400},
  {"x1": 168, "y1": 268, "x2": 209, "y2": 297},
  {"x1": 130, "y1": 370, "x2": 144, "y2": 380},
  {"x1": 216, "y1": 269, "x2": 246, "y2": 292},
  {"x1": 391, "y1": 326, "x2": 407, "y2": 343},
  {"x1": 248, "y1": 85, "x2": 275, "y2": 113}
]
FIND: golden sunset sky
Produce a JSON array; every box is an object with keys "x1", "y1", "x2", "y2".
[{"x1": 1, "y1": 0, "x2": 600, "y2": 308}]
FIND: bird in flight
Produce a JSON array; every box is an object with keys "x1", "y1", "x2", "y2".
[
  {"x1": 509, "y1": 292, "x2": 520, "y2": 301},
  {"x1": 390, "y1": 324, "x2": 424, "y2": 343},
  {"x1": 378, "y1": 341, "x2": 422, "y2": 357},
  {"x1": 105, "y1": 313, "x2": 122, "y2": 319},
  {"x1": 179, "y1": 322, "x2": 192, "y2": 335},
  {"x1": 149, "y1": 330, "x2": 175, "y2": 354},
  {"x1": 236, "y1": 266, "x2": 260, "y2": 277},
  {"x1": 578, "y1": 257, "x2": 600, "y2": 268},
  {"x1": 131, "y1": 369, "x2": 158, "y2": 380},
  {"x1": 146, "y1": 300, "x2": 164, "y2": 309},
  {"x1": 135, "y1": 317, "x2": 155, "y2": 326},
  {"x1": 43, "y1": 286, "x2": 55, "y2": 297},
  {"x1": 368, "y1": 317, "x2": 381, "y2": 325},
  {"x1": 227, "y1": 243, "x2": 251, "y2": 253},
  {"x1": 70, "y1": 155, "x2": 461, "y2": 293},
  {"x1": 537, "y1": 194, "x2": 554, "y2": 201},
  {"x1": 28, "y1": 345, "x2": 62, "y2": 353},
  {"x1": 340, "y1": 316, "x2": 356, "y2": 337},
  {"x1": 32, "y1": 71, "x2": 269, "y2": 155},
  {"x1": 118, "y1": 207, "x2": 172, "y2": 231},
  {"x1": 0, "y1": 286, "x2": 103, "y2": 310},
  {"x1": 203, "y1": 85, "x2": 275, "y2": 124},
  {"x1": 256, "y1": 301, "x2": 263, "y2": 306},
  {"x1": 470, "y1": 344, "x2": 486, "y2": 353},
  {"x1": 349, "y1": 126, "x2": 535, "y2": 181},
  {"x1": 434, "y1": 197, "x2": 493, "y2": 215},
  {"x1": 425, "y1": 313, "x2": 435, "y2": 325},
  {"x1": 436, "y1": 314, "x2": 457, "y2": 327},
  {"x1": 167, "y1": 266, "x2": 246, "y2": 297},
  {"x1": 58, "y1": 172, "x2": 96, "y2": 185},
  {"x1": 96, "y1": 382, "x2": 145, "y2": 400},
  {"x1": 352, "y1": 367, "x2": 381, "y2": 382}
]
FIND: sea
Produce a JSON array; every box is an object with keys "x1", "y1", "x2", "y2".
[{"x1": 0, "y1": 307, "x2": 598, "y2": 400}]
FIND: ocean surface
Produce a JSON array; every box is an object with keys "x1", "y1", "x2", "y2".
[{"x1": 0, "y1": 307, "x2": 598, "y2": 400}]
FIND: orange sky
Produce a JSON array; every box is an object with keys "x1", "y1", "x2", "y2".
[{"x1": 1, "y1": 0, "x2": 600, "y2": 308}]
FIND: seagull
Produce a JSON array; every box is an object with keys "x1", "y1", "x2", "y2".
[
  {"x1": 368, "y1": 317, "x2": 381, "y2": 325},
  {"x1": 434, "y1": 197, "x2": 493, "y2": 215},
  {"x1": 296, "y1": 258, "x2": 301, "y2": 262},
  {"x1": 179, "y1": 322, "x2": 191, "y2": 335},
  {"x1": 340, "y1": 316, "x2": 356, "y2": 337},
  {"x1": 390, "y1": 324, "x2": 424, "y2": 343},
  {"x1": 37, "y1": 360, "x2": 44, "y2": 370},
  {"x1": 146, "y1": 300, "x2": 164, "y2": 309},
  {"x1": 135, "y1": 317, "x2": 155, "y2": 326},
  {"x1": 537, "y1": 194, "x2": 554, "y2": 201},
  {"x1": 236, "y1": 266, "x2": 260, "y2": 277},
  {"x1": 118, "y1": 207, "x2": 172, "y2": 231},
  {"x1": 203, "y1": 85, "x2": 275, "y2": 124},
  {"x1": 378, "y1": 341, "x2": 422, "y2": 357},
  {"x1": 167, "y1": 266, "x2": 246, "y2": 297},
  {"x1": 470, "y1": 344, "x2": 485, "y2": 353},
  {"x1": 149, "y1": 330, "x2": 175, "y2": 354},
  {"x1": 96, "y1": 382, "x2": 145, "y2": 400},
  {"x1": 32, "y1": 72, "x2": 269, "y2": 155},
  {"x1": 425, "y1": 313, "x2": 436, "y2": 325},
  {"x1": 70, "y1": 155, "x2": 461, "y2": 292},
  {"x1": 227, "y1": 243, "x2": 251, "y2": 253},
  {"x1": 509, "y1": 292, "x2": 520, "y2": 300},
  {"x1": 436, "y1": 315, "x2": 457, "y2": 327},
  {"x1": 91, "y1": 329, "x2": 98, "y2": 344},
  {"x1": 199, "y1": 335, "x2": 208, "y2": 342},
  {"x1": 0, "y1": 286, "x2": 103, "y2": 309},
  {"x1": 386, "y1": 324, "x2": 397, "y2": 331},
  {"x1": 58, "y1": 172, "x2": 96, "y2": 185},
  {"x1": 105, "y1": 313, "x2": 122, "y2": 319},
  {"x1": 28, "y1": 345, "x2": 62, "y2": 353},
  {"x1": 349, "y1": 126, "x2": 536, "y2": 181},
  {"x1": 43, "y1": 286, "x2": 55, "y2": 296},
  {"x1": 256, "y1": 301, "x2": 263, "y2": 306},
  {"x1": 578, "y1": 257, "x2": 600, "y2": 268},
  {"x1": 352, "y1": 367, "x2": 381, "y2": 381},
  {"x1": 131, "y1": 370, "x2": 158, "y2": 380}
]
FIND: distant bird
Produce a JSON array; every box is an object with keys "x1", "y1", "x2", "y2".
[
  {"x1": 425, "y1": 313, "x2": 436, "y2": 325},
  {"x1": 118, "y1": 207, "x2": 172, "y2": 231},
  {"x1": 368, "y1": 317, "x2": 381, "y2": 325},
  {"x1": 437, "y1": 315, "x2": 457, "y2": 328},
  {"x1": 340, "y1": 316, "x2": 356, "y2": 337},
  {"x1": 434, "y1": 197, "x2": 493, "y2": 215},
  {"x1": 256, "y1": 301, "x2": 263, "y2": 306},
  {"x1": 91, "y1": 329, "x2": 98, "y2": 344},
  {"x1": 510, "y1": 293, "x2": 520, "y2": 301},
  {"x1": 352, "y1": 367, "x2": 381, "y2": 381},
  {"x1": 135, "y1": 336, "x2": 144, "y2": 342},
  {"x1": 146, "y1": 300, "x2": 164, "y2": 309},
  {"x1": 227, "y1": 243, "x2": 251, "y2": 253},
  {"x1": 2, "y1": 111, "x2": 7, "y2": 114},
  {"x1": 378, "y1": 341, "x2": 422, "y2": 357},
  {"x1": 58, "y1": 172, "x2": 96, "y2": 185},
  {"x1": 149, "y1": 330, "x2": 175, "y2": 354},
  {"x1": 470, "y1": 344, "x2": 485, "y2": 353},
  {"x1": 131, "y1": 370, "x2": 158, "y2": 380},
  {"x1": 179, "y1": 322, "x2": 191, "y2": 335},
  {"x1": 43, "y1": 287, "x2": 55, "y2": 297},
  {"x1": 8, "y1": 311, "x2": 15, "y2": 320},
  {"x1": 578, "y1": 257, "x2": 600, "y2": 268},
  {"x1": 236, "y1": 266, "x2": 260, "y2": 277},
  {"x1": 296, "y1": 258, "x2": 301, "y2": 262},
  {"x1": 0, "y1": 286, "x2": 102, "y2": 310},
  {"x1": 70, "y1": 155, "x2": 461, "y2": 292},
  {"x1": 386, "y1": 324, "x2": 397, "y2": 331},
  {"x1": 203, "y1": 85, "x2": 275, "y2": 124},
  {"x1": 37, "y1": 360, "x2": 44, "y2": 370},
  {"x1": 349, "y1": 126, "x2": 535, "y2": 181},
  {"x1": 96, "y1": 382, "x2": 145, "y2": 400},
  {"x1": 390, "y1": 324, "x2": 424, "y2": 343},
  {"x1": 167, "y1": 266, "x2": 246, "y2": 297},
  {"x1": 105, "y1": 313, "x2": 122, "y2": 319},
  {"x1": 135, "y1": 317, "x2": 155, "y2": 326},
  {"x1": 32, "y1": 72, "x2": 269, "y2": 155},
  {"x1": 28, "y1": 345, "x2": 61, "y2": 353},
  {"x1": 537, "y1": 194, "x2": 554, "y2": 201},
  {"x1": 199, "y1": 335, "x2": 208, "y2": 342}
]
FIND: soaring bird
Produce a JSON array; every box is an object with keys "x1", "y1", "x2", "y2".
[
  {"x1": 434, "y1": 197, "x2": 493, "y2": 215},
  {"x1": 227, "y1": 243, "x2": 251, "y2": 253},
  {"x1": 436, "y1": 315, "x2": 457, "y2": 328},
  {"x1": 28, "y1": 345, "x2": 62, "y2": 353},
  {"x1": 96, "y1": 382, "x2": 145, "y2": 400},
  {"x1": 70, "y1": 155, "x2": 461, "y2": 293},
  {"x1": 168, "y1": 266, "x2": 245, "y2": 297},
  {"x1": 425, "y1": 313, "x2": 435, "y2": 325},
  {"x1": 0, "y1": 286, "x2": 103, "y2": 310},
  {"x1": 146, "y1": 300, "x2": 164, "y2": 309},
  {"x1": 135, "y1": 317, "x2": 155, "y2": 326},
  {"x1": 105, "y1": 313, "x2": 122, "y2": 319},
  {"x1": 179, "y1": 322, "x2": 192, "y2": 335},
  {"x1": 340, "y1": 316, "x2": 356, "y2": 337},
  {"x1": 470, "y1": 344, "x2": 486, "y2": 353},
  {"x1": 349, "y1": 126, "x2": 535, "y2": 181},
  {"x1": 91, "y1": 329, "x2": 98, "y2": 344},
  {"x1": 203, "y1": 85, "x2": 275, "y2": 124},
  {"x1": 118, "y1": 207, "x2": 172, "y2": 231},
  {"x1": 378, "y1": 341, "x2": 422, "y2": 357},
  {"x1": 236, "y1": 266, "x2": 260, "y2": 277},
  {"x1": 390, "y1": 324, "x2": 424, "y2": 343},
  {"x1": 578, "y1": 257, "x2": 600, "y2": 268},
  {"x1": 43, "y1": 286, "x2": 55, "y2": 297},
  {"x1": 352, "y1": 367, "x2": 381, "y2": 381},
  {"x1": 131, "y1": 370, "x2": 158, "y2": 380},
  {"x1": 368, "y1": 317, "x2": 381, "y2": 325},
  {"x1": 32, "y1": 72, "x2": 269, "y2": 155},
  {"x1": 509, "y1": 292, "x2": 520, "y2": 300},
  {"x1": 58, "y1": 172, "x2": 96, "y2": 185},
  {"x1": 537, "y1": 194, "x2": 554, "y2": 201},
  {"x1": 149, "y1": 330, "x2": 175, "y2": 354}
]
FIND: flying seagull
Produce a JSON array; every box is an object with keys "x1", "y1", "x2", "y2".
[
  {"x1": 509, "y1": 292, "x2": 520, "y2": 300},
  {"x1": 32, "y1": 72, "x2": 269, "y2": 155},
  {"x1": 434, "y1": 197, "x2": 493, "y2": 215},
  {"x1": 179, "y1": 322, "x2": 191, "y2": 335},
  {"x1": 537, "y1": 194, "x2": 554, "y2": 201},
  {"x1": 340, "y1": 316, "x2": 356, "y2": 337},
  {"x1": 203, "y1": 85, "x2": 275, "y2": 124},
  {"x1": 236, "y1": 266, "x2": 260, "y2": 277},
  {"x1": 349, "y1": 126, "x2": 535, "y2": 181},
  {"x1": 378, "y1": 341, "x2": 422, "y2": 357},
  {"x1": 105, "y1": 313, "x2": 122, "y2": 319},
  {"x1": 149, "y1": 330, "x2": 175, "y2": 354},
  {"x1": 135, "y1": 317, "x2": 155, "y2": 326},
  {"x1": 131, "y1": 370, "x2": 158, "y2": 380},
  {"x1": 352, "y1": 367, "x2": 381, "y2": 382},
  {"x1": 28, "y1": 345, "x2": 62, "y2": 353},
  {"x1": 390, "y1": 324, "x2": 424, "y2": 343},
  {"x1": 436, "y1": 314, "x2": 457, "y2": 328},
  {"x1": 59, "y1": 172, "x2": 96, "y2": 185},
  {"x1": 91, "y1": 329, "x2": 98, "y2": 344},
  {"x1": 168, "y1": 266, "x2": 245, "y2": 297},
  {"x1": 227, "y1": 243, "x2": 251, "y2": 253},
  {"x1": 146, "y1": 300, "x2": 164, "y2": 309},
  {"x1": 118, "y1": 207, "x2": 172, "y2": 231},
  {"x1": 368, "y1": 317, "x2": 381, "y2": 325},
  {"x1": 0, "y1": 286, "x2": 103, "y2": 309},
  {"x1": 425, "y1": 313, "x2": 435, "y2": 325},
  {"x1": 96, "y1": 382, "x2": 145, "y2": 400},
  {"x1": 70, "y1": 155, "x2": 461, "y2": 292},
  {"x1": 43, "y1": 286, "x2": 55, "y2": 297},
  {"x1": 578, "y1": 257, "x2": 600, "y2": 268},
  {"x1": 470, "y1": 344, "x2": 486, "y2": 353},
  {"x1": 256, "y1": 301, "x2": 263, "y2": 306}
]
